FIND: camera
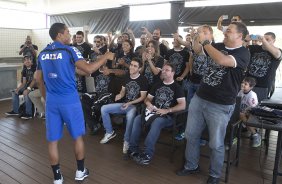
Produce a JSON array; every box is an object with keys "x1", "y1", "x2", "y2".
[
  {"x1": 183, "y1": 27, "x2": 192, "y2": 32},
  {"x1": 222, "y1": 15, "x2": 228, "y2": 20},
  {"x1": 250, "y1": 34, "x2": 259, "y2": 40}
]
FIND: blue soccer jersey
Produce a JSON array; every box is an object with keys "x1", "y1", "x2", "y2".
[{"x1": 37, "y1": 41, "x2": 84, "y2": 104}]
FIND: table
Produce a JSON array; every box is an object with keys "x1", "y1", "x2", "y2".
[{"x1": 246, "y1": 115, "x2": 282, "y2": 184}]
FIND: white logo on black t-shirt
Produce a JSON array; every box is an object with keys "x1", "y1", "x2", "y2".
[
  {"x1": 126, "y1": 81, "x2": 140, "y2": 101},
  {"x1": 248, "y1": 52, "x2": 271, "y2": 77},
  {"x1": 202, "y1": 57, "x2": 227, "y2": 86},
  {"x1": 155, "y1": 86, "x2": 174, "y2": 109},
  {"x1": 95, "y1": 74, "x2": 110, "y2": 94},
  {"x1": 193, "y1": 54, "x2": 207, "y2": 75},
  {"x1": 169, "y1": 53, "x2": 184, "y2": 75}
]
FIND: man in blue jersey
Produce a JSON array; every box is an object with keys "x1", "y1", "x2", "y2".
[{"x1": 36, "y1": 23, "x2": 114, "y2": 184}]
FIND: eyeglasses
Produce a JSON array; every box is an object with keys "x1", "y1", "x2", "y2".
[
  {"x1": 94, "y1": 41, "x2": 101, "y2": 43},
  {"x1": 231, "y1": 19, "x2": 238, "y2": 22}
]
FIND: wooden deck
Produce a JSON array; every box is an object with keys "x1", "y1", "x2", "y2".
[{"x1": 0, "y1": 99, "x2": 281, "y2": 184}]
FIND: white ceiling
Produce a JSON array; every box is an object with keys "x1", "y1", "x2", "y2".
[{"x1": 0, "y1": 0, "x2": 182, "y2": 14}]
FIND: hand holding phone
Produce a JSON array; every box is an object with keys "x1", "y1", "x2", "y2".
[
  {"x1": 250, "y1": 34, "x2": 258, "y2": 40},
  {"x1": 222, "y1": 15, "x2": 228, "y2": 20}
]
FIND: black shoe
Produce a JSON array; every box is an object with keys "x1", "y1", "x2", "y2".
[
  {"x1": 123, "y1": 150, "x2": 138, "y2": 160},
  {"x1": 207, "y1": 176, "x2": 220, "y2": 184},
  {"x1": 176, "y1": 166, "x2": 200, "y2": 176},
  {"x1": 93, "y1": 123, "x2": 101, "y2": 134},
  {"x1": 5, "y1": 111, "x2": 19, "y2": 116},
  {"x1": 21, "y1": 113, "x2": 32, "y2": 120},
  {"x1": 136, "y1": 153, "x2": 151, "y2": 165}
]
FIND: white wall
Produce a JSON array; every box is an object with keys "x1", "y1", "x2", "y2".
[
  {"x1": 0, "y1": 27, "x2": 82, "y2": 58},
  {"x1": 0, "y1": 28, "x2": 31, "y2": 57}
]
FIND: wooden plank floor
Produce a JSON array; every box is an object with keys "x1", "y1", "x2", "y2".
[{"x1": 0, "y1": 100, "x2": 281, "y2": 184}]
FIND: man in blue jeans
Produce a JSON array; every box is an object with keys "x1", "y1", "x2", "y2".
[
  {"x1": 127, "y1": 63, "x2": 186, "y2": 165},
  {"x1": 177, "y1": 22, "x2": 250, "y2": 184},
  {"x1": 100, "y1": 57, "x2": 148, "y2": 155},
  {"x1": 6, "y1": 55, "x2": 35, "y2": 119}
]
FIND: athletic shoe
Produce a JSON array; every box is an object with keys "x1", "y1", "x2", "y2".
[
  {"x1": 252, "y1": 133, "x2": 261, "y2": 147},
  {"x1": 176, "y1": 166, "x2": 200, "y2": 176},
  {"x1": 100, "y1": 131, "x2": 116, "y2": 144},
  {"x1": 174, "y1": 132, "x2": 185, "y2": 141},
  {"x1": 207, "y1": 176, "x2": 220, "y2": 184},
  {"x1": 75, "y1": 168, "x2": 89, "y2": 181},
  {"x1": 123, "y1": 141, "x2": 129, "y2": 154},
  {"x1": 136, "y1": 153, "x2": 151, "y2": 165},
  {"x1": 21, "y1": 113, "x2": 33, "y2": 120},
  {"x1": 53, "y1": 175, "x2": 63, "y2": 184},
  {"x1": 5, "y1": 111, "x2": 19, "y2": 116}
]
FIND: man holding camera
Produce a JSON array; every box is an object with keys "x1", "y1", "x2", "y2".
[
  {"x1": 19, "y1": 36, "x2": 38, "y2": 67},
  {"x1": 217, "y1": 15, "x2": 242, "y2": 32},
  {"x1": 246, "y1": 32, "x2": 282, "y2": 98}
]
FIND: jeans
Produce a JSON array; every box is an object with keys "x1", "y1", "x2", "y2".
[
  {"x1": 101, "y1": 103, "x2": 137, "y2": 142},
  {"x1": 12, "y1": 91, "x2": 33, "y2": 115},
  {"x1": 186, "y1": 80, "x2": 200, "y2": 105},
  {"x1": 129, "y1": 114, "x2": 173, "y2": 157},
  {"x1": 184, "y1": 94, "x2": 234, "y2": 178}
]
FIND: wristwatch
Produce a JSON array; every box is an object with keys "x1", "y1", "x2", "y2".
[
  {"x1": 201, "y1": 40, "x2": 211, "y2": 47},
  {"x1": 27, "y1": 87, "x2": 32, "y2": 91}
]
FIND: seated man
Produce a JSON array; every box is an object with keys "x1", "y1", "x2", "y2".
[
  {"x1": 28, "y1": 72, "x2": 45, "y2": 119},
  {"x1": 6, "y1": 55, "x2": 36, "y2": 119},
  {"x1": 100, "y1": 58, "x2": 148, "y2": 155},
  {"x1": 127, "y1": 63, "x2": 186, "y2": 165}
]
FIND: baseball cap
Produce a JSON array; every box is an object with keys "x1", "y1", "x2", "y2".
[{"x1": 23, "y1": 55, "x2": 31, "y2": 59}]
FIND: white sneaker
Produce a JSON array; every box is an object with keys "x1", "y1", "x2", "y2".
[
  {"x1": 53, "y1": 175, "x2": 63, "y2": 184},
  {"x1": 75, "y1": 168, "x2": 89, "y2": 181},
  {"x1": 100, "y1": 131, "x2": 116, "y2": 144},
  {"x1": 123, "y1": 141, "x2": 129, "y2": 154},
  {"x1": 252, "y1": 133, "x2": 261, "y2": 147}
]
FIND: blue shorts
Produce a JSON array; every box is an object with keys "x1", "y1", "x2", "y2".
[{"x1": 45, "y1": 102, "x2": 85, "y2": 142}]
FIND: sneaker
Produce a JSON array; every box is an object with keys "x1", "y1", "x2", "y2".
[
  {"x1": 123, "y1": 150, "x2": 139, "y2": 160},
  {"x1": 176, "y1": 166, "x2": 200, "y2": 176},
  {"x1": 75, "y1": 168, "x2": 89, "y2": 181},
  {"x1": 252, "y1": 133, "x2": 261, "y2": 147},
  {"x1": 53, "y1": 175, "x2": 63, "y2": 184},
  {"x1": 21, "y1": 114, "x2": 33, "y2": 120},
  {"x1": 123, "y1": 141, "x2": 129, "y2": 154},
  {"x1": 200, "y1": 139, "x2": 207, "y2": 146},
  {"x1": 5, "y1": 111, "x2": 19, "y2": 116},
  {"x1": 175, "y1": 132, "x2": 185, "y2": 141},
  {"x1": 207, "y1": 176, "x2": 220, "y2": 184},
  {"x1": 100, "y1": 131, "x2": 116, "y2": 144},
  {"x1": 93, "y1": 123, "x2": 101, "y2": 134},
  {"x1": 136, "y1": 153, "x2": 151, "y2": 165}
]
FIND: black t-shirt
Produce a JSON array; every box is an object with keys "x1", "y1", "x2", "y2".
[
  {"x1": 115, "y1": 51, "x2": 136, "y2": 73},
  {"x1": 22, "y1": 67, "x2": 36, "y2": 87},
  {"x1": 144, "y1": 56, "x2": 164, "y2": 86},
  {"x1": 91, "y1": 69, "x2": 111, "y2": 95},
  {"x1": 74, "y1": 42, "x2": 92, "y2": 59},
  {"x1": 123, "y1": 74, "x2": 148, "y2": 103},
  {"x1": 165, "y1": 49, "x2": 189, "y2": 78},
  {"x1": 189, "y1": 53, "x2": 208, "y2": 84},
  {"x1": 197, "y1": 43, "x2": 250, "y2": 105},
  {"x1": 149, "y1": 81, "x2": 185, "y2": 109},
  {"x1": 89, "y1": 45, "x2": 107, "y2": 61},
  {"x1": 246, "y1": 45, "x2": 282, "y2": 88},
  {"x1": 159, "y1": 43, "x2": 168, "y2": 58}
]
